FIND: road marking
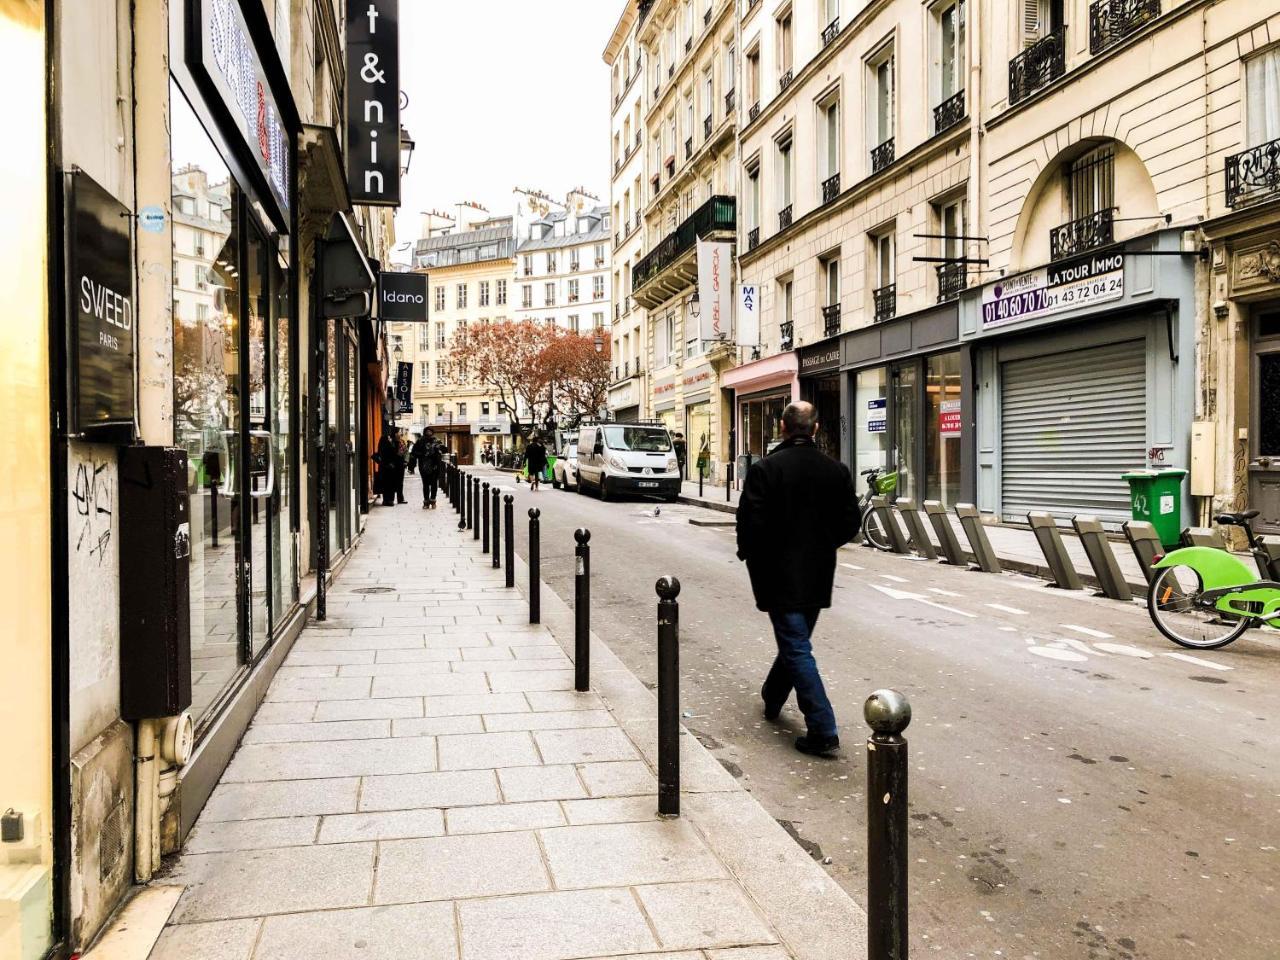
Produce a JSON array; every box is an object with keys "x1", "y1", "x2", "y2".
[
  {"x1": 1029, "y1": 647, "x2": 1089, "y2": 662},
  {"x1": 987, "y1": 603, "x2": 1028, "y2": 615},
  {"x1": 868, "y1": 583, "x2": 977, "y2": 618},
  {"x1": 840, "y1": 563, "x2": 864, "y2": 571},
  {"x1": 880, "y1": 574, "x2": 909, "y2": 584},
  {"x1": 1162, "y1": 652, "x2": 1232, "y2": 671},
  {"x1": 1051, "y1": 637, "x2": 1100, "y2": 657},
  {"x1": 1092, "y1": 642, "x2": 1153, "y2": 659},
  {"x1": 1060, "y1": 624, "x2": 1114, "y2": 640},
  {"x1": 929, "y1": 588, "x2": 964, "y2": 598}
]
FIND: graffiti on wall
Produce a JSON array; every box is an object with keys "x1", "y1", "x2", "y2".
[{"x1": 72, "y1": 455, "x2": 114, "y2": 564}]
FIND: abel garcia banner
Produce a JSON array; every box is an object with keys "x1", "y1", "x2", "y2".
[{"x1": 696, "y1": 239, "x2": 733, "y2": 342}]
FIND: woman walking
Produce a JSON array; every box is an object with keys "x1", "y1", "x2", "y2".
[{"x1": 525, "y1": 434, "x2": 548, "y2": 492}]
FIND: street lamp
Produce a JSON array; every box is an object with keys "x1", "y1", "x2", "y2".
[
  {"x1": 689, "y1": 289, "x2": 701, "y2": 320},
  {"x1": 593, "y1": 330, "x2": 604, "y2": 354},
  {"x1": 399, "y1": 126, "x2": 416, "y2": 176},
  {"x1": 393, "y1": 342, "x2": 404, "y2": 363}
]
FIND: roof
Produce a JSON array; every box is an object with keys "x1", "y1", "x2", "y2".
[
  {"x1": 516, "y1": 208, "x2": 612, "y2": 253},
  {"x1": 413, "y1": 221, "x2": 515, "y2": 268}
]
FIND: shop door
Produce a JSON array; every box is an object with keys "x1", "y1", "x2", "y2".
[
  {"x1": 1000, "y1": 339, "x2": 1146, "y2": 523},
  {"x1": 890, "y1": 363, "x2": 919, "y2": 503},
  {"x1": 344, "y1": 333, "x2": 359, "y2": 533},
  {"x1": 686, "y1": 403, "x2": 712, "y2": 479},
  {"x1": 245, "y1": 222, "x2": 272, "y2": 657},
  {"x1": 1250, "y1": 307, "x2": 1280, "y2": 532}
]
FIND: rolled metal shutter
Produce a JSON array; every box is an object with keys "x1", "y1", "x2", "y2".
[{"x1": 1000, "y1": 339, "x2": 1146, "y2": 524}]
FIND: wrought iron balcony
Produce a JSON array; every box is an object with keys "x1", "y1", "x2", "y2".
[
  {"x1": 636, "y1": 130, "x2": 642, "y2": 148},
  {"x1": 1049, "y1": 207, "x2": 1115, "y2": 260},
  {"x1": 1225, "y1": 136, "x2": 1280, "y2": 209},
  {"x1": 654, "y1": 83, "x2": 660, "y2": 99},
  {"x1": 778, "y1": 204, "x2": 793, "y2": 231},
  {"x1": 778, "y1": 68, "x2": 793, "y2": 93},
  {"x1": 870, "y1": 138, "x2": 895, "y2": 173},
  {"x1": 1090, "y1": 0, "x2": 1159, "y2": 53},
  {"x1": 634, "y1": 213, "x2": 642, "y2": 233},
  {"x1": 747, "y1": 0, "x2": 761, "y2": 13},
  {"x1": 822, "y1": 17, "x2": 841, "y2": 47},
  {"x1": 748, "y1": 226, "x2": 760, "y2": 251},
  {"x1": 704, "y1": 7, "x2": 712, "y2": 26},
  {"x1": 633, "y1": 194, "x2": 736, "y2": 293},
  {"x1": 822, "y1": 172, "x2": 841, "y2": 205},
  {"x1": 615, "y1": 158, "x2": 621, "y2": 174},
  {"x1": 933, "y1": 89, "x2": 965, "y2": 135},
  {"x1": 873, "y1": 284, "x2": 896, "y2": 322},
  {"x1": 669, "y1": 64, "x2": 674, "y2": 78},
  {"x1": 822, "y1": 303, "x2": 841, "y2": 338},
  {"x1": 665, "y1": 156, "x2": 676, "y2": 176},
  {"x1": 749, "y1": 101, "x2": 761, "y2": 122},
  {"x1": 936, "y1": 261, "x2": 967, "y2": 303},
  {"x1": 685, "y1": 137, "x2": 693, "y2": 160},
  {"x1": 639, "y1": 0, "x2": 654, "y2": 25},
  {"x1": 1009, "y1": 26, "x2": 1067, "y2": 105},
  {"x1": 685, "y1": 37, "x2": 692, "y2": 53},
  {"x1": 780, "y1": 320, "x2": 794, "y2": 350},
  {"x1": 725, "y1": 89, "x2": 736, "y2": 113},
  {"x1": 704, "y1": 115, "x2": 712, "y2": 139}
]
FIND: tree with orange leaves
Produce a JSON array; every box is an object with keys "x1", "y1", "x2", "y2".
[
  {"x1": 449, "y1": 320, "x2": 555, "y2": 439},
  {"x1": 542, "y1": 330, "x2": 612, "y2": 426}
]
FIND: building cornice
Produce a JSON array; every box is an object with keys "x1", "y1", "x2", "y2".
[{"x1": 603, "y1": 1, "x2": 638, "y2": 65}]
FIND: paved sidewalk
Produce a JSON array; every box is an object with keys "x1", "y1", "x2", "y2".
[{"x1": 151, "y1": 475, "x2": 864, "y2": 960}]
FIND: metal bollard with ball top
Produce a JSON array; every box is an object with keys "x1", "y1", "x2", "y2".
[
  {"x1": 574, "y1": 529, "x2": 591, "y2": 692},
  {"x1": 656, "y1": 576, "x2": 681, "y2": 817},
  {"x1": 865, "y1": 688, "x2": 912, "y2": 960}
]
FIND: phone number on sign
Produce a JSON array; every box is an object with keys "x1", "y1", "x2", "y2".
[{"x1": 983, "y1": 271, "x2": 1123, "y2": 328}]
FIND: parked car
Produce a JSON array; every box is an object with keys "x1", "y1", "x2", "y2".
[
  {"x1": 552, "y1": 440, "x2": 579, "y2": 490},
  {"x1": 577, "y1": 422, "x2": 681, "y2": 502}
]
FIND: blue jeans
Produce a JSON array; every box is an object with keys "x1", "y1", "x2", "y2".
[{"x1": 764, "y1": 610, "x2": 838, "y2": 738}]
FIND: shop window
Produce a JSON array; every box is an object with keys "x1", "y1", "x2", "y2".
[
  {"x1": 926, "y1": 351, "x2": 963, "y2": 506},
  {"x1": 855, "y1": 367, "x2": 889, "y2": 476}
]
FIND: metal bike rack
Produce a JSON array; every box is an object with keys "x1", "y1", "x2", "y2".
[
  {"x1": 894, "y1": 499, "x2": 937, "y2": 560},
  {"x1": 1072, "y1": 515, "x2": 1133, "y2": 601},
  {"x1": 1122, "y1": 521, "x2": 1163, "y2": 586},
  {"x1": 923, "y1": 501, "x2": 967, "y2": 566},
  {"x1": 1181, "y1": 526, "x2": 1226, "y2": 550},
  {"x1": 870, "y1": 495, "x2": 912, "y2": 554},
  {"x1": 1027, "y1": 512, "x2": 1084, "y2": 590},
  {"x1": 954, "y1": 503, "x2": 1002, "y2": 574}
]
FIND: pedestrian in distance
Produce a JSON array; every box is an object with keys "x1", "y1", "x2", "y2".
[
  {"x1": 411, "y1": 430, "x2": 444, "y2": 509},
  {"x1": 672, "y1": 431, "x2": 687, "y2": 479},
  {"x1": 525, "y1": 433, "x2": 548, "y2": 492},
  {"x1": 376, "y1": 428, "x2": 406, "y2": 507},
  {"x1": 735, "y1": 401, "x2": 860, "y2": 757}
]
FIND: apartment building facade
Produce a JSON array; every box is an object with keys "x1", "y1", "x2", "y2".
[
  {"x1": 409, "y1": 218, "x2": 517, "y2": 462},
  {"x1": 606, "y1": 5, "x2": 651, "y2": 422},
  {"x1": 633, "y1": 0, "x2": 741, "y2": 480}
]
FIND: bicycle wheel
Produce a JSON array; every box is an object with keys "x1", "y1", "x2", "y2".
[
  {"x1": 1147, "y1": 565, "x2": 1250, "y2": 649},
  {"x1": 861, "y1": 508, "x2": 892, "y2": 551}
]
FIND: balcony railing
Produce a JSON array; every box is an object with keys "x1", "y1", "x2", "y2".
[
  {"x1": 778, "y1": 68, "x2": 793, "y2": 93},
  {"x1": 685, "y1": 37, "x2": 692, "y2": 53},
  {"x1": 704, "y1": 115, "x2": 713, "y2": 139},
  {"x1": 633, "y1": 195, "x2": 737, "y2": 292},
  {"x1": 780, "y1": 321, "x2": 794, "y2": 350},
  {"x1": 523, "y1": 265, "x2": 533, "y2": 276},
  {"x1": 748, "y1": 226, "x2": 760, "y2": 251},
  {"x1": 933, "y1": 89, "x2": 966, "y2": 135},
  {"x1": 822, "y1": 303, "x2": 841, "y2": 338},
  {"x1": 936, "y1": 261, "x2": 967, "y2": 303},
  {"x1": 871, "y1": 138, "x2": 895, "y2": 173},
  {"x1": 639, "y1": 0, "x2": 654, "y2": 25},
  {"x1": 749, "y1": 101, "x2": 761, "y2": 122},
  {"x1": 1049, "y1": 207, "x2": 1115, "y2": 260},
  {"x1": 1225, "y1": 136, "x2": 1280, "y2": 209},
  {"x1": 636, "y1": 130, "x2": 642, "y2": 148},
  {"x1": 614, "y1": 158, "x2": 622, "y2": 174},
  {"x1": 725, "y1": 89, "x2": 736, "y2": 113},
  {"x1": 821, "y1": 17, "x2": 841, "y2": 47},
  {"x1": 634, "y1": 213, "x2": 642, "y2": 233},
  {"x1": 873, "y1": 284, "x2": 897, "y2": 322},
  {"x1": 570, "y1": 260, "x2": 580, "y2": 272},
  {"x1": 822, "y1": 172, "x2": 841, "y2": 205},
  {"x1": 704, "y1": 7, "x2": 712, "y2": 26},
  {"x1": 1009, "y1": 26, "x2": 1067, "y2": 105},
  {"x1": 778, "y1": 204, "x2": 793, "y2": 231},
  {"x1": 1090, "y1": 0, "x2": 1159, "y2": 53},
  {"x1": 685, "y1": 137, "x2": 693, "y2": 160}
]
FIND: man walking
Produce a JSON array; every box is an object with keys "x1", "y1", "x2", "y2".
[
  {"x1": 525, "y1": 433, "x2": 548, "y2": 492},
  {"x1": 411, "y1": 430, "x2": 443, "y2": 508},
  {"x1": 735, "y1": 402, "x2": 860, "y2": 756}
]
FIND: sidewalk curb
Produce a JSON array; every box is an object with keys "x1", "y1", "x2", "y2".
[{"x1": 498, "y1": 514, "x2": 868, "y2": 960}]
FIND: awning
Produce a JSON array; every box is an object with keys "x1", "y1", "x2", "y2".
[{"x1": 321, "y1": 212, "x2": 376, "y2": 319}]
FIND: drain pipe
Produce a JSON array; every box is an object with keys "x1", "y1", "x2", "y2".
[{"x1": 134, "y1": 720, "x2": 159, "y2": 882}]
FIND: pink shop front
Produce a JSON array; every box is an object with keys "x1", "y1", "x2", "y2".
[{"x1": 723, "y1": 352, "x2": 799, "y2": 487}]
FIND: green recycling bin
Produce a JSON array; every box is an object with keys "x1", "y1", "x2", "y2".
[{"x1": 1122, "y1": 468, "x2": 1187, "y2": 549}]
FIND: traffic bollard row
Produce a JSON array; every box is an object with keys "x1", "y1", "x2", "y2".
[
  {"x1": 574, "y1": 529, "x2": 590, "y2": 692},
  {"x1": 656, "y1": 576, "x2": 681, "y2": 818},
  {"x1": 865, "y1": 689, "x2": 912, "y2": 960},
  {"x1": 528, "y1": 508, "x2": 541, "y2": 624},
  {"x1": 492, "y1": 486, "x2": 501, "y2": 569}
]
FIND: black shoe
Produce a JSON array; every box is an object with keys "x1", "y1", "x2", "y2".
[
  {"x1": 761, "y1": 687, "x2": 782, "y2": 721},
  {"x1": 794, "y1": 734, "x2": 839, "y2": 757}
]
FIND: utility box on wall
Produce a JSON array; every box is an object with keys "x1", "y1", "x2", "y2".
[
  {"x1": 1190, "y1": 420, "x2": 1216, "y2": 498},
  {"x1": 118, "y1": 446, "x2": 192, "y2": 720}
]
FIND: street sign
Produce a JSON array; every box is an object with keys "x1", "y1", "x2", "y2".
[
  {"x1": 380, "y1": 271, "x2": 428, "y2": 321},
  {"x1": 346, "y1": 0, "x2": 401, "y2": 205}
]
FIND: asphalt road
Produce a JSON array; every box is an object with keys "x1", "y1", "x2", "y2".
[{"x1": 467, "y1": 468, "x2": 1279, "y2": 960}]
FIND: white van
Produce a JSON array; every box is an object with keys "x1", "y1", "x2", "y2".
[{"x1": 577, "y1": 422, "x2": 681, "y2": 501}]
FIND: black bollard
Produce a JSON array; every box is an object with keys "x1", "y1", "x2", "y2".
[
  {"x1": 473, "y1": 479, "x2": 481, "y2": 541},
  {"x1": 574, "y1": 529, "x2": 591, "y2": 692},
  {"x1": 865, "y1": 689, "x2": 912, "y2": 960},
  {"x1": 504, "y1": 495, "x2": 515, "y2": 588},
  {"x1": 459, "y1": 472, "x2": 468, "y2": 531},
  {"x1": 482, "y1": 482, "x2": 491, "y2": 552},
  {"x1": 528, "y1": 508, "x2": 541, "y2": 624},
  {"x1": 656, "y1": 576, "x2": 681, "y2": 817},
  {"x1": 698, "y1": 461, "x2": 704, "y2": 499},
  {"x1": 492, "y1": 486, "x2": 501, "y2": 569}
]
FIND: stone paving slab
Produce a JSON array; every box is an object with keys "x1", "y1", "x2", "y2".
[{"x1": 154, "y1": 477, "x2": 866, "y2": 959}]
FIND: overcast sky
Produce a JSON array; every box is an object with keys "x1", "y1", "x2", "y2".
[{"x1": 392, "y1": 1, "x2": 621, "y2": 262}]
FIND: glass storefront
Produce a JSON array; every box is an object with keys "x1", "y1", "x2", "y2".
[
  {"x1": 170, "y1": 79, "x2": 296, "y2": 729},
  {"x1": 808, "y1": 376, "x2": 841, "y2": 459},
  {"x1": 685, "y1": 402, "x2": 713, "y2": 478},
  {"x1": 926, "y1": 351, "x2": 963, "y2": 507},
  {"x1": 854, "y1": 368, "x2": 888, "y2": 477},
  {"x1": 740, "y1": 392, "x2": 787, "y2": 460},
  {"x1": 891, "y1": 364, "x2": 919, "y2": 503}
]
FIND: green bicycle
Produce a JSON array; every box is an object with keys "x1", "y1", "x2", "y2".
[{"x1": 1148, "y1": 509, "x2": 1280, "y2": 649}]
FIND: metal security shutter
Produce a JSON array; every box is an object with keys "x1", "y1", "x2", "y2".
[{"x1": 1000, "y1": 340, "x2": 1146, "y2": 524}]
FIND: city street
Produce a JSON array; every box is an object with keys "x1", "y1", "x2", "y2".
[{"x1": 478, "y1": 469, "x2": 1280, "y2": 960}]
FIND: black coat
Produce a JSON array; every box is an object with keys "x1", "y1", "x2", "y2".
[{"x1": 736, "y1": 437, "x2": 861, "y2": 612}]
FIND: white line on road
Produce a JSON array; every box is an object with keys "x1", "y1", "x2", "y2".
[
  {"x1": 987, "y1": 603, "x2": 1028, "y2": 615},
  {"x1": 921, "y1": 600, "x2": 978, "y2": 618},
  {"x1": 1092, "y1": 642, "x2": 1153, "y2": 659},
  {"x1": 868, "y1": 583, "x2": 976, "y2": 618},
  {"x1": 880, "y1": 574, "x2": 909, "y2": 584},
  {"x1": 1052, "y1": 637, "x2": 1100, "y2": 657},
  {"x1": 929, "y1": 588, "x2": 964, "y2": 598},
  {"x1": 1162, "y1": 652, "x2": 1232, "y2": 671},
  {"x1": 1060, "y1": 624, "x2": 1114, "y2": 640},
  {"x1": 840, "y1": 563, "x2": 864, "y2": 571}
]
